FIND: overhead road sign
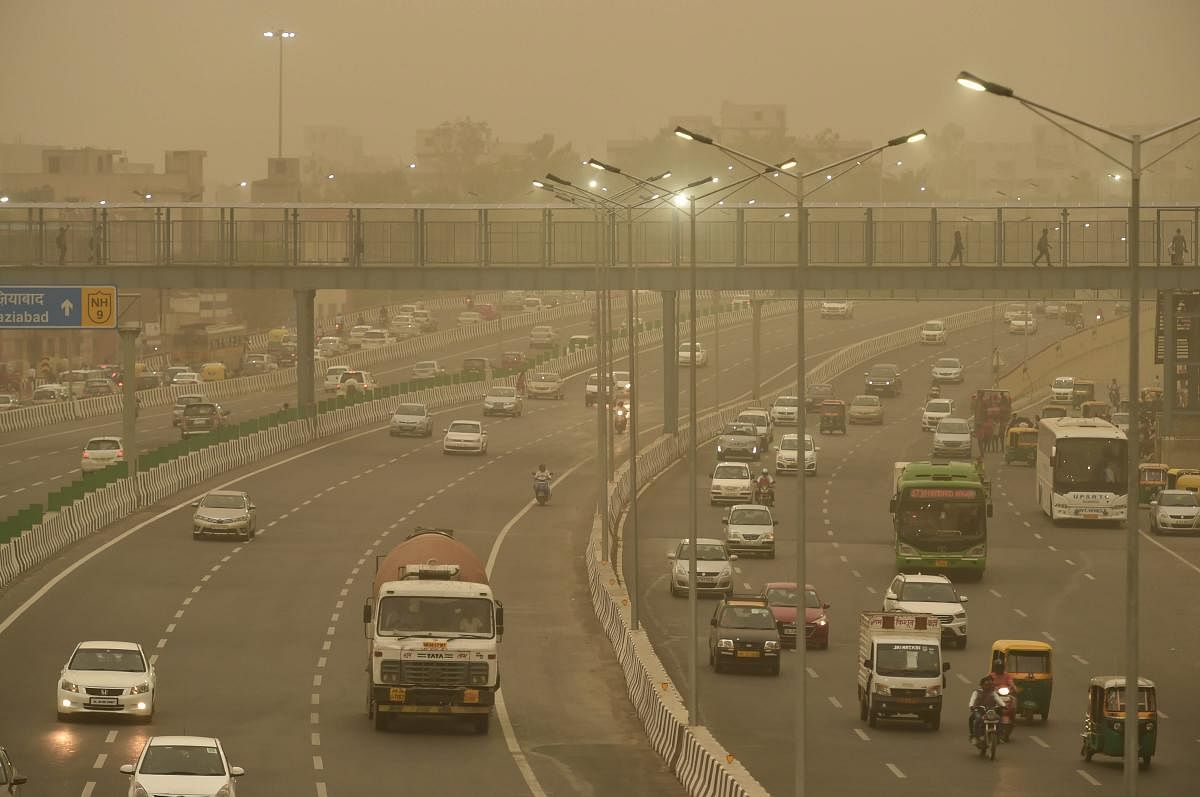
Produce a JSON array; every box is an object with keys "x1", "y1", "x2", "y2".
[{"x1": 0, "y1": 286, "x2": 117, "y2": 329}]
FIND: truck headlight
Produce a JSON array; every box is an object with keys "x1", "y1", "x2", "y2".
[
  {"x1": 926, "y1": 685, "x2": 941, "y2": 696},
  {"x1": 717, "y1": 638, "x2": 734, "y2": 650},
  {"x1": 764, "y1": 640, "x2": 780, "y2": 651},
  {"x1": 470, "y1": 672, "x2": 489, "y2": 685},
  {"x1": 873, "y1": 683, "x2": 891, "y2": 696}
]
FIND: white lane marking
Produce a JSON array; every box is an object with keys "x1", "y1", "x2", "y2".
[
  {"x1": 1029, "y1": 734, "x2": 1050, "y2": 748},
  {"x1": 989, "y1": 589, "x2": 1004, "y2": 598},
  {"x1": 955, "y1": 673, "x2": 971, "y2": 685},
  {"x1": 330, "y1": 613, "x2": 340, "y2": 623},
  {"x1": 1014, "y1": 608, "x2": 1028, "y2": 618},
  {"x1": 1158, "y1": 709, "x2": 1169, "y2": 719},
  {"x1": 1048, "y1": 545, "x2": 1059, "y2": 552},
  {"x1": 313, "y1": 755, "x2": 324, "y2": 771},
  {"x1": 850, "y1": 569, "x2": 862, "y2": 578},
  {"x1": 165, "y1": 623, "x2": 176, "y2": 633},
  {"x1": 92, "y1": 753, "x2": 107, "y2": 768},
  {"x1": 885, "y1": 763, "x2": 906, "y2": 779},
  {"x1": 311, "y1": 732, "x2": 321, "y2": 745},
  {"x1": 313, "y1": 674, "x2": 323, "y2": 687},
  {"x1": 1042, "y1": 631, "x2": 1056, "y2": 642},
  {"x1": 1023, "y1": 520, "x2": 1031, "y2": 527},
  {"x1": 1141, "y1": 530, "x2": 1200, "y2": 576},
  {"x1": 322, "y1": 640, "x2": 331, "y2": 651},
  {"x1": 149, "y1": 654, "x2": 159, "y2": 666},
  {"x1": 806, "y1": 667, "x2": 819, "y2": 679},
  {"x1": 853, "y1": 728, "x2": 870, "y2": 741},
  {"x1": 1072, "y1": 654, "x2": 1090, "y2": 666},
  {"x1": 326, "y1": 627, "x2": 335, "y2": 636},
  {"x1": 1076, "y1": 770, "x2": 1101, "y2": 786},
  {"x1": 105, "y1": 730, "x2": 117, "y2": 743},
  {"x1": 81, "y1": 782, "x2": 96, "y2": 797},
  {"x1": 1084, "y1": 573, "x2": 1095, "y2": 580},
  {"x1": 156, "y1": 638, "x2": 167, "y2": 649},
  {"x1": 865, "y1": 586, "x2": 877, "y2": 594},
  {"x1": 828, "y1": 696, "x2": 842, "y2": 709},
  {"x1": 1065, "y1": 559, "x2": 1076, "y2": 566},
  {"x1": 316, "y1": 783, "x2": 328, "y2": 797},
  {"x1": 183, "y1": 597, "x2": 193, "y2": 605},
  {"x1": 311, "y1": 693, "x2": 320, "y2": 705},
  {"x1": 310, "y1": 712, "x2": 320, "y2": 724},
  {"x1": 1033, "y1": 532, "x2": 1043, "y2": 540},
  {"x1": 483, "y1": 459, "x2": 589, "y2": 797},
  {"x1": 839, "y1": 555, "x2": 848, "y2": 563}
]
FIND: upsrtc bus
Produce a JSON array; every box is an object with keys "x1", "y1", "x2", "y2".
[{"x1": 1036, "y1": 417, "x2": 1127, "y2": 522}]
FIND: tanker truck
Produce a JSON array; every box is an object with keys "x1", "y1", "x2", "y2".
[{"x1": 362, "y1": 527, "x2": 503, "y2": 733}]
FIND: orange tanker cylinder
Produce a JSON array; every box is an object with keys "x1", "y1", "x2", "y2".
[{"x1": 372, "y1": 527, "x2": 488, "y2": 598}]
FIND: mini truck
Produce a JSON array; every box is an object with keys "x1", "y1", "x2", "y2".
[
  {"x1": 857, "y1": 611, "x2": 949, "y2": 730},
  {"x1": 362, "y1": 528, "x2": 503, "y2": 734}
]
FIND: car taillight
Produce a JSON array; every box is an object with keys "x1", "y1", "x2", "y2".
[
  {"x1": 116, "y1": 450, "x2": 124, "y2": 457},
  {"x1": 81, "y1": 451, "x2": 90, "y2": 458}
]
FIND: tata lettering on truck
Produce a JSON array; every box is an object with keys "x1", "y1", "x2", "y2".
[{"x1": 857, "y1": 611, "x2": 949, "y2": 730}]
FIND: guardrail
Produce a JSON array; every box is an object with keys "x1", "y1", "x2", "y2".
[{"x1": 584, "y1": 301, "x2": 1005, "y2": 797}]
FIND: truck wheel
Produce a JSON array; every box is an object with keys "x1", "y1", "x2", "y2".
[
  {"x1": 926, "y1": 712, "x2": 941, "y2": 731},
  {"x1": 473, "y1": 714, "x2": 490, "y2": 734},
  {"x1": 867, "y1": 696, "x2": 878, "y2": 727}
]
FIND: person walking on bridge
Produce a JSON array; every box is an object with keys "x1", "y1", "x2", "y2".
[
  {"x1": 1032, "y1": 227, "x2": 1053, "y2": 267},
  {"x1": 1170, "y1": 227, "x2": 1189, "y2": 266},
  {"x1": 948, "y1": 230, "x2": 965, "y2": 267}
]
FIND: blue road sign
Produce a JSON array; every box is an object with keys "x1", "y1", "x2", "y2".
[{"x1": 0, "y1": 285, "x2": 118, "y2": 329}]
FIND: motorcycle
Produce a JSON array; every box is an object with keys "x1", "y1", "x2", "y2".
[
  {"x1": 972, "y1": 704, "x2": 1001, "y2": 760},
  {"x1": 1074, "y1": 318, "x2": 1085, "y2": 332},
  {"x1": 614, "y1": 406, "x2": 629, "y2": 434},
  {"x1": 533, "y1": 475, "x2": 553, "y2": 506},
  {"x1": 927, "y1": 384, "x2": 941, "y2": 399},
  {"x1": 754, "y1": 481, "x2": 775, "y2": 507},
  {"x1": 996, "y1": 686, "x2": 1014, "y2": 742}
]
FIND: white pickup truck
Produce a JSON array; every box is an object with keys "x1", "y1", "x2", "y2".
[{"x1": 857, "y1": 611, "x2": 949, "y2": 730}]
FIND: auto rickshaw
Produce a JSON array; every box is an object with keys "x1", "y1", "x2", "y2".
[
  {"x1": 818, "y1": 399, "x2": 847, "y2": 435},
  {"x1": 991, "y1": 640, "x2": 1052, "y2": 722},
  {"x1": 1040, "y1": 405, "x2": 1068, "y2": 420},
  {"x1": 1138, "y1": 463, "x2": 1169, "y2": 505},
  {"x1": 1167, "y1": 467, "x2": 1200, "y2": 493},
  {"x1": 1071, "y1": 380, "x2": 1096, "y2": 408},
  {"x1": 1080, "y1": 676, "x2": 1157, "y2": 768},
  {"x1": 1004, "y1": 427, "x2": 1038, "y2": 465},
  {"x1": 1140, "y1": 387, "x2": 1164, "y2": 412},
  {"x1": 1080, "y1": 400, "x2": 1111, "y2": 421}
]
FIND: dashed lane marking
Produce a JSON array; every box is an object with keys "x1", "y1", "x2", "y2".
[
  {"x1": 1047, "y1": 545, "x2": 1058, "y2": 552},
  {"x1": 1075, "y1": 770, "x2": 1101, "y2": 787},
  {"x1": 806, "y1": 667, "x2": 819, "y2": 679},
  {"x1": 1065, "y1": 559, "x2": 1076, "y2": 566},
  {"x1": 313, "y1": 755, "x2": 324, "y2": 771},
  {"x1": 1084, "y1": 573, "x2": 1095, "y2": 580},
  {"x1": 92, "y1": 753, "x2": 106, "y2": 768},
  {"x1": 885, "y1": 763, "x2": 906, "y2": 779},
  {"x1": 1029, "y1": 735, "x2": 1050, "y2": 748},
  {"x1": 828, "y1": 696, "x2": 842, "y2": 709},
  {"x1": 105, "y1": 730, "x2": 117, "y2": 743},
  {"x1": 866, "y1": 586, "x2": 877, "y2": 594},
  {"x1": 311, "y1": 732, "x2": 321, "y2": 745},
  {"x1": 955, "y1": 673, "x2": 971, "y2": 685},
  {"x1": 316, "y1": 783, "x2": 328, "y2": 797},
  {"x1": 989, "y1": 589, "x2": 1003, "y2": 598},
  {"x1": 1042, "y1": 632, "x2": 1056, "y2": 642},
  {"x1": 853, "y1": 728, "x2": 870, "y2": 741},
  {"x1": 81, "y1": 783, "x2": 95, "y2": 797},
  {"x1": 1014, "y1": 608, "x2": 1028, "y2": 618},
  {"x1": 1072, "y1": 654, "x2": 1090, "y2": 666}
]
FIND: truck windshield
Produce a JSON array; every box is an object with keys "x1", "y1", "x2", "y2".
[
  {"x1": 874, "y1": 643, "x2": 941, "y2": 678},
  {"x1": 377, "y1": 596, "x2": 494, "y2": 636}
]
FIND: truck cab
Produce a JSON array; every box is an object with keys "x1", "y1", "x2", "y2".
[{"x1": 857, "y1": 612, "x2": 949, "y2": 730}]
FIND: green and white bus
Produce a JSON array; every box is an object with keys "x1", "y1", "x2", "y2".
[{"x1": 890, "y1": 460, "x2": 993, "y2": 580}]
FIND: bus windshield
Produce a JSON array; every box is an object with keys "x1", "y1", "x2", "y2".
[
  {"x1": 1054, "y1": 438, "x2": 1127, "y2": 494},
  {"x1": 896, "y1": 490, "x2": 984, "y2": 550}
]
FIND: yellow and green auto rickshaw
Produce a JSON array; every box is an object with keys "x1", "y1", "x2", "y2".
[
  {"x1": 1041, "y1": 405, "x2": 1068, "y2": 420},
  {"x1": 1004, "y1": 427, "x2": 1038, "y2": 465},
  {"x1": 1071, "y1": 380, "x2": 1096, "y2": 409},
  {"x1": 1080, "y1": 400, "x2": 1111, "y2": 421},
  {"x1": 1138, "y1": 463, "x2": 1169, "y2": 505},
  {"x1": 1080, "y1": 676, "x2": 1157, "y2": 768},
  {"x1": 991, "y1": 640, "x2": 1052, "y2": 722}
]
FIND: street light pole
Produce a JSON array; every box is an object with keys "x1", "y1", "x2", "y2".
[
  {"x1": 687, "y1": 195, "x2": 700, "y2": 725},
  {"x1": 955, "y1": 70, "x2": 1200, "y2": 795},
  {"x1": 263, "y1": 29, "x2": 296, "y2": 158},
  {"x1": 627, "y1": 205, "x2": 642, "y2": 630}
]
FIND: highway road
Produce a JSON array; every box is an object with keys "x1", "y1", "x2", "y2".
[
  {"x1": 0, "y1": 301, "x2": 604, "y2": 521},
  {"x1": 0, "y1": 299, "x2": 957, "y2": 795},
  {"x1": 632, "y1": 311, "x2": 1200, "y2": 796}
]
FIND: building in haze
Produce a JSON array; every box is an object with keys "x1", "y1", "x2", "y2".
[{"x1": 0, "y1": 145, "x2": 205, "y2": 203}]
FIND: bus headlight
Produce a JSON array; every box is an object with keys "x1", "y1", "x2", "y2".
[{"x1": 966, "y1": 544, "x2": 986, "y2": 558}]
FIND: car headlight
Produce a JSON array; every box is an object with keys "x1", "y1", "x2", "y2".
[
  {"x1": 763, "y1": 531, "x2": 774, "y2": 541},
  {"x1": 873, "y1": 683, "x2": 891, "y2": 696},
  {"x1": 954, "y1": 612, "x2": 967, "y2": 621},
  {"x1": 926, "y1": 685, "x2": 942, "y2": 696},
  {"x1": 133, "y1": 783, "x2": 151, "y2": 797},
  {"x1": 130, "y1": 681, "x2": 151, "y2": 694},
  {"x1": 717, "y1": 638, "x2": 734, "y2": 650},
  {"x1": 764, "y1": 640, "x2": 780, "y2": 651},
  {"x1": 716, "y1": 446, "x2": 723, "y2": 453},
  {"x1": 215, "y1": 785, "x2": 233, "y2": 797},
  {"x1": 815, "y1": 616, "x2": 827, "y2": 626},
  {"x1": 60, "y1": 679, "x2": 81, "y2": 693}
]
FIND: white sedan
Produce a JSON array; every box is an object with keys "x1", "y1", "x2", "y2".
[
  {"x1": 58, "y1": 640, "x2": 155, "y2": 721},
  {"x1": 119, "y1": 736, "x2": 244, "y2": 796},
  {"x1": 930, "y1": 357, "x2": 964, "y2": 383},
  {"x1": 443, "y1": 420, "x2": 488, "y2": 455}
]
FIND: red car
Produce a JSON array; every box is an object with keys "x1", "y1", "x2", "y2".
[
  {"x1": 760, "y1": 582, "x2": 829, "y2": 649},
  {"x1": 501, "y1": 351, "x2": 528, "y2": 370},
  {"x1": 474, "y1": 303, "x2": 499, "y2": 321}
]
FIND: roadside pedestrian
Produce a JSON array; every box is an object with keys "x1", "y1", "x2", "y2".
[
  {"x1": 1032, "y1": 227, "x2": 1053, "y2": 267},
  {"x1": 1169, "y1": 227, "x2": 1189, "y2": 266},
  {"x1": 56, "y1": 225, "x2": 68, "y2": 264},
  {"x1": 948, "y1": 230, "x2": 965, "y2": 267},
  {"x1": 978, "y1": 418, "x2": 993, "y2": 456}
]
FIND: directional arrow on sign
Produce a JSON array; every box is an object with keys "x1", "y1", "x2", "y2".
[{"x1": 61, "y1": 298, "x2": 73, "y2": 316}]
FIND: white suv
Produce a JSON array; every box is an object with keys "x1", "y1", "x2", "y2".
[
  {"x1": 769, "y1": 395, "x2": 800, "y2": 426},
  {"x1": 882, "y1": 573, "x2": 969, "y2": 648},
  {"x1": 932, "y1": 417, "x2": 974, "y2": 458},
  {"x1": 921, "y1": 398, "x2": 956, "y2": 431},
  {"x1": 677, "y1": 342, "x2": 709, "y2": 366},
  {"x1": 529, "y1": 325, "x2": 558, "y2": 348},
  {"x1": 820, "y1": 300, "x2": 854, "y2": 319},
  {"x1": 920, "y1": 320, "x2": 947, "y2": 344}
]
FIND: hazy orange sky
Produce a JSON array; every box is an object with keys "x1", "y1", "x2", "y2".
[{"x1": 2, "y1": 0, "x2": 1198, "y2": 186}]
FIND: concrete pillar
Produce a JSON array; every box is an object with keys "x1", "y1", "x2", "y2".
[
  {"x1": 751, "y1": 299, "x2": 763, "y2": 401},
  {"x1": 294, "y1": 289, "x2": 317, "y2": 417},
  {"x1": 662, "y1": 289, "x2": 678, "y2": 435},
  {"x1": 996, "y1": 207, "x2": 1004, "y2": 267},
  {"x1": 118, "y1": 323, "x2": 141, "y2": 485},
  {"x1": 865, "y1": 207, "x2": 874, "y2": 267}
]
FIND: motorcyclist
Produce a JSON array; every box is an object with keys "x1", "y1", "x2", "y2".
[
  {"x1": 533, "y1": 464, "x2": 552, "y2": 484},
  {"x1": 755, "y1": 468, "x2": 775, "y2": 497},
  {"x1": 968, "y1": 675, "x2": 1001, "y2": 742},
  {"x1": 989, "y1": 658, "x2": 1018, "y2": 738}
]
